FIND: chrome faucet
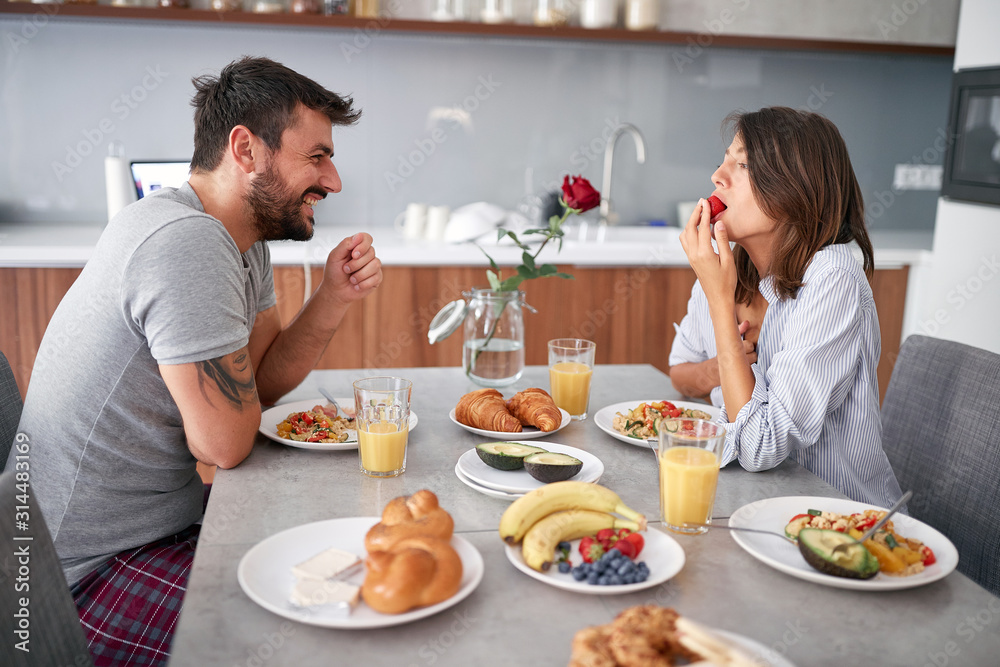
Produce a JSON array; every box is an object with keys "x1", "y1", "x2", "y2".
[{"x1": 599, "y1": 123, "x2": 646, "y2": 226}]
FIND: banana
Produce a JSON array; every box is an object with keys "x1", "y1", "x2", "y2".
[
  {"x1": 499, "y1": 481, "x2": 647, "y2": 545},
  {"x1": 521, "y1": 509, "x2": 642, "y2": 572}
]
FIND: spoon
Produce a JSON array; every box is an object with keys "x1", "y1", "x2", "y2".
[
  {"x1": 317, "y1": 387, "x2": 345, "y2": 418},
  {"x1": 831, "y1": 489, "x2": 912, "y2": 556},
  {"x1": 682, "y1": 522, "x2": 797, "y2": 545}
]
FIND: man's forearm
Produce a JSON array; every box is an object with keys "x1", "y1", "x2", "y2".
[{"x1": 255, "y1": 287, "x2": 350, "y2": 405}]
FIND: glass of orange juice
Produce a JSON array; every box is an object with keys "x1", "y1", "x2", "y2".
[
  {"x1": 353, "y1": 377, "x2": 412, "y2": 477},
  {"x1": 547, "y1": 338, "x2": 596, "y2": 420},
  {"x1": 658, "y1": 418, "x2": 726, "y2": 534}
]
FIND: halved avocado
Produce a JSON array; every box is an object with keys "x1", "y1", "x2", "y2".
[
  {"x1": 523, "y1": 452, "x2": 584, "y2": 483},
  {"x1": 798, "y1": 528, "x2": 879, "y2": 579},
  {"x1": 475, "y1": 442, "x2": 549, "y2": 471}
]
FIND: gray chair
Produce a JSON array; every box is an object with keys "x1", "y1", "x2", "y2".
[
  {"x1": 1, "y1": 351, "x2": 22, "y2": 469},
  {"x1": 881, "y1": 334, "x2": 1000, "y2": 596},
  {"x1": 1, "y1": 468, "x2": 94, "y2": 666}
]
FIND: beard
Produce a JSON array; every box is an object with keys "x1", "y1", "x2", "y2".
[{"x1": 244, "y1": 161, "x2": 324, "y2": 242}]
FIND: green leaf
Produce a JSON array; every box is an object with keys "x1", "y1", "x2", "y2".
[
  {"x1": 554, "y1": 272, "x2": 574, "y2": 280},
  {"x1": 539, "y1": 263, "x2": 557, "y2": 276},
  {"x1": 500, "y1": 275, "x2": 524, "y2": 291},
  {"x1": 521, "y1": 251, "x2": 536, "y2": 271},
  {"x1": 486, "y1": 270, "x2": 501, "y2": 291},
  {"x1": 517, "y1": 265, "x2": 538, "y2": 279}
]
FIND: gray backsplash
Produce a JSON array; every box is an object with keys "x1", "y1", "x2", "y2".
[{"x1": 0, "y1": 18, "x2": 952, "y2": 232}]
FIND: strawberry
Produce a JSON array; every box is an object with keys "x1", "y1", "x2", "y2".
[
  {"x1": 707, "y1": 195, "x2": 726, "y2": 218},
  {"x1": 623, "y1": 532, "x2": 645, "y2": 557},
  {"x1": 579, "y1": 536, "x2": 605, "y2": 563},
  {"x1": 612, "y1": 539, "x2": 637, "y2": 559},
  {"x1": 596, "y1": 528, "x2": 616, "y2": 542}
]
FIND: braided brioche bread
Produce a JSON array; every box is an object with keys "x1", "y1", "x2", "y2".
[
  {"x1": 360, "y1": 535, "x2": 463, "y2": 615},
  {"x1": 364, "y1": 489, "x2": 454, "y2": 552}
]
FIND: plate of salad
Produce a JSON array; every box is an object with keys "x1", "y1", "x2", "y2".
[{"x1": 593, "y1": 400, "x2": 720, "y2": 448}]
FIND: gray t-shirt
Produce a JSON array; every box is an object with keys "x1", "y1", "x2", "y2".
[{"x1": 10, "y1": 183, "x2": 276, "y2": 586}]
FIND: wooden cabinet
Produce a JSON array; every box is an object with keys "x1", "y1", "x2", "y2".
[{"x1": 0, "y1": 264, "x2": 909, "y2": 405}]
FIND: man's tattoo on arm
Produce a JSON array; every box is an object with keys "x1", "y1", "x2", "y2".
[{"x1": 197, "y1": 352, "x2": 258, "y2": 409}]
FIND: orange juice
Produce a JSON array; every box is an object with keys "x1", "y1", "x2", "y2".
[
  {"x1": 659, "y1": 446, "x2": 720, "y2": 532},
  {"x1": 549, "y1": 361, "x2": 593, "y2": 417},
  {"x1": 358, "y1": 421, "x2": 408, "y2": 475}
]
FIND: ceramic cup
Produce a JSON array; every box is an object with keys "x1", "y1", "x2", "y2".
[{"x1": 394, "y1": 203, "x2": 428, "y2": 240}]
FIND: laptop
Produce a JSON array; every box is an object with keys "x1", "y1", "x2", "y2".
[{"x1": 130, "y1": 160, "x2": 191, "y2": 199}]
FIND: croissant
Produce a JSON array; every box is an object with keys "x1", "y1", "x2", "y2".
[
  {"x1": 507, "y1": 388, "x2": 562, "y2": 432},
  {"x1": 455, "y1": 388, "x2": 522, "y2": 433},
  {"x1": 361, "y1": 535, "x2": 463, "y2": 615},
  {"x1": 364, "y1": 490, "x2": 454, "y2": 552}
]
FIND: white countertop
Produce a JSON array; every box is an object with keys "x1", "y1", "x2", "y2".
[{"x1": 0, "y1": 222, "x2": 932, "y2": 270}]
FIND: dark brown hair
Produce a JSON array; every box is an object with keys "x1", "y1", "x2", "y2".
[
  {"x1": 190, "y1": 56, "x2": 361, "y2": 172},
  {"x1": 725, "y1": 107, "x2": 874, "y2": 303}
]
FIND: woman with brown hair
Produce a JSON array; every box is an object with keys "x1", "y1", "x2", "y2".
[{"x1": 680, "y1": 106, "x2": 904, "y2": 507}]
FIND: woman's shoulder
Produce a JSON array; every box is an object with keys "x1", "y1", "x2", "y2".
[{"x1": 805, "y1": 243, "x2": 868, "y2": 282}]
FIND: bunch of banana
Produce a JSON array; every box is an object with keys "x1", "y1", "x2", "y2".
[{"x1": 499, "y1": 481, "x2": 647, "y2": 572}]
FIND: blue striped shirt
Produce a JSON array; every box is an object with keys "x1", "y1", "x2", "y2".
[
  {"x1": 669, "y1": 280, "x2": 725, "y2": 408},
  {"x1": 719, "y1": 244, "x2": 904, "y2": 508}
]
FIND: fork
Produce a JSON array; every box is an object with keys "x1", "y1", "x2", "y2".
[
  {"x1": 318, "y1": 387, "x2": 345, "y2": 418},
  {"x1": 831, "y1": 490, "x2": 912, "y2": 556}
]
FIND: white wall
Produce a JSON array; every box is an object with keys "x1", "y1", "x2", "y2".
[{"x1": 916, "y1": 0, "x2": 1000, "y2": 353}]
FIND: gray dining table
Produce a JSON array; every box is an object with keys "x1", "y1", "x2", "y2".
[{"x1": 168, "y1": 364, "x2": 1000, "y2": 666}]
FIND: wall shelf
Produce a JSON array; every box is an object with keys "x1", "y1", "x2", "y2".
[{"x1": 0, "y1": 2, "x2": 955, "y2": 56}]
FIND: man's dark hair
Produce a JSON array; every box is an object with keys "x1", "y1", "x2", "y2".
[{"x1": 190, "y1": 56, "x2": 361, "y2": 172}]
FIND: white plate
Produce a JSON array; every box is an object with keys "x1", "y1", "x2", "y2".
[
  {"x1": 504, "y1": 526, "x2": 685, "y2": 595},
  {"x1": 453, "y1": 462, "x2": 524, "y2": 500},
  {"x1": 712, "y1": 630, "x2": 797, "y2": 667},
  {"x1": 593, "y1": 400, "x2": 721, "y2": 448},
  {"x1": 259, "y1": 398, "x2": 419, "y2": 451},
  {"x1": 457, "y1": 441, "x2": 603, "y2": 494},
  {"x1": 729, "y1": 496, "x2": 959, "y2": 591},
  {"x1": 237, "y1": 517, "x2": 484, "y2": 629},
  {"x1": 449, "y1": 407, "x2": 571, "y2": 440}
]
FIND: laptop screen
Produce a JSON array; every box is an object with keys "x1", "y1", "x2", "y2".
[{"x1": 130, "y1": 161, "x2": 191, "y2": 199}]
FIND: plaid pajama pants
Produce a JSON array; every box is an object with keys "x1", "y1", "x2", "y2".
[{"x1": 69, "y1": 485, "x2": 210, "y2": 666}]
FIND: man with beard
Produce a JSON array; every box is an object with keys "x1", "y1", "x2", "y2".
[{"x1": 9, "y1": 57, "x2": 381, "y2": 665}]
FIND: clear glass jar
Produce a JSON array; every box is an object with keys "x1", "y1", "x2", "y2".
[
  {"x1": 462, "y1": 288, "x2": 525, "y2": 387},
  {"x1": 210, "y1": 0, "x2": 243, "y2": 10},
  {"x1": 533, "y1": 0, "x2": 569, "y2": 26},
  {"x1": 625, "y1": 0, "x2": 658, "y2": 30},
  {"x1": 352, "y1": 0, "x2": 378, "y2": 17}
]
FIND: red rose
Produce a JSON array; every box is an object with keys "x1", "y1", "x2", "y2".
[{"x1": 561, "y1": 175, "x2": 601, "y2": 213}]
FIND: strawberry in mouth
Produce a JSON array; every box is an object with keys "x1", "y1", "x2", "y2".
[{"x1": 707, "y1": 195, "x2": 726, "y2": 220}]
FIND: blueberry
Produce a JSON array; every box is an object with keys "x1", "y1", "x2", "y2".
[
  {"x1": 617, "y1": 563, "x2": 631, "y2": 576},
  {"x1": 608, "y1": 574, "x2": 623, "y2": 586},
  {"x1": 622, "y1": 573, "x2": 636, "y2": 585},
  {"x1": 600, "y1": 551, "x2": 616, "y2": 563},
  {"x1": 636, "y1": 571, "x2": 648, "y2": 583},
  {"x1": 637, "y1": 562, "x2": 650, "y2": 574},
  {"x1": 572, "y1": 566, "x2": 587, "y2": 581},
  {"x1": 558, "y1": 561, "x2": 571, "y2": 574},
  {"x1": 557, "y1": 541, "x2": 571, "y2": 551},
  {"x1": 587, "y1": 572, "x2": 600, "y2": 585}
]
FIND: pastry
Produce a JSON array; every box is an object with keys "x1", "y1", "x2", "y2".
[
  {"x1": 455, "y1": 388, "x2": 522, "y2": 432},
  {"x1": 507, "y1": 387, "x2": 562, "y2": 432},
  {"x1": 364, "y1": 489, "x2": 454, "y2": 552},
  {"x1": 360, "y1": 535, "x2": 463, "y2": 615}
]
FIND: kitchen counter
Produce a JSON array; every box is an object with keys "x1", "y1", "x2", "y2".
[{"x1": 0, "y1": 222, "x2": 932, "y2": 270}]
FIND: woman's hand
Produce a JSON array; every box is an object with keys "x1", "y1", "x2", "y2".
[{"x1": 679, "y1": 198, "x2": 737, "y2": 314}]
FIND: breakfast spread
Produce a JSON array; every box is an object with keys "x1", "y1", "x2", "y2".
[
  {"x1": 786, "y1": 508, "x2": 936, "y2": 578},
  {"x1": 474, "y1": 442, "x2": 583, "y2": 482},
  {"x1": 498, "y1": 480, "x2": 647, "y2": 572},
  {"x1": 612, "y1": 401, "x2": 713, "y2": 439},
  {"x1": 288, "y1": 546, "x2": 362, "y2": 608},
  {"x1": 455, "y1": 387, "x2": 561, "y2": 432},
  {"x1": 276, "y1": 404, "x2": 355, "y2": 443},
  {"x1": 360, "y1": 490, "x2": 463, "y2": 615}
]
